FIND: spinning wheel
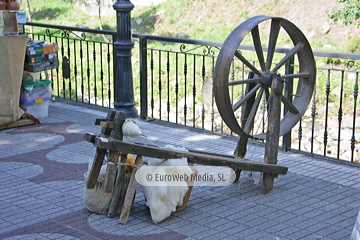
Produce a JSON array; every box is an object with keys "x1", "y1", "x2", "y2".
[
  {"x1": 213, "y1": 16, "x2": 316, "y2": 139},
  {"x1": 84, "y1": 17, "x2": 316, "y2": 215}
]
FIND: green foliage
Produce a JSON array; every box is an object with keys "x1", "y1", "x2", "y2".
[
  {"x1": 240, "y1": 10, "x2": 249, "y2": 20},
  {"x1": 329, "y1": 0, "x2": 360, "y2": 28},
  {"x1": 345, "y1": 37, "x2": 360, "y2": 52},
  {"x1": 324, "y1": 57, "x2": 342, "y2": 65},
  {"x1": 132, "y1": 6, "x2": 158, "y2": 34}
]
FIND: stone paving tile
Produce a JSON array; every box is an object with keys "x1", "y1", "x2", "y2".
[
  {"x1": 251, "y1": 219, "x2": 281, "y2": 232},
  {"x1": 225, "y1": 210, "x2": 250, "y2": 222},
  {"x1": 336, "y1": 217, "x2": 358, "y2": 229},
  {"x1": 252, "y1": 207, "x2": 278, "y2": 216},
  {"x1": 330, "y1": 228, "x2": 353, "y2": 239},
  {"x1": 289, "y1": 229, "x2": 317, "y2": 239},
  {"x1": 211, "y1": 220, "x2": 238, "y2": 232},
  {"x1": 277, "y1": 225, "x2": 302, "y2": 238},
  {"x1": 222, "y1": 224, "x2": 251, "y2": 235},
  {"x1": 338, "y1": 207, "x2": 359, "y2": 218},
  {"x1": 302, "y1": 208, "x2": 327, "y2": 219},
  {"x1": 237, "y1": 226, "x2": 265, "y2": 238},
  {"x1": 316, "y1": 225, "x2": 344, "y2": 237},
  {"x1": 262, "y1": 222, "x2": 292, "y2": 235},
  {"x1": 177, "y1": 223, "x2": 210, "y2": 236},
  {"x1": 312, "y1": 211, "x2": 343, "y2": 224}
]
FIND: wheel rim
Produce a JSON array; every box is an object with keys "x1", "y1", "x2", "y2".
[{"x1": 213, "y1": 16, "x2": 316, "y2": 139}]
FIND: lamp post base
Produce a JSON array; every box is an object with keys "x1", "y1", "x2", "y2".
[{"x1": 113, "y1": 105, "x2": 138, "y2": 118}]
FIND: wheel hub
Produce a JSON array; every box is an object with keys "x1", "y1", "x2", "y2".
[{"x1": 259, "y1": 71, "x2": 277, "y2": 89}]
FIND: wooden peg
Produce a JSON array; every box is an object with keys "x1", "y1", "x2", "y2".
[
  {"x1": 101, "y1": 111, "x2": 116, "y2": 136},
  {"x1": 113, "y1": 111, "x2": 126, "y2": 141},
  {"x1": 94, "y1": 118, "x2": 106, "y2": 125},
  {"x1": 100, "y1": 121, "x2": 115, "y2": 129}
]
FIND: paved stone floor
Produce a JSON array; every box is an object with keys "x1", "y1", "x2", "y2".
[{"x1": 0, "y1": 101, "x2": 359, "y2": 239}]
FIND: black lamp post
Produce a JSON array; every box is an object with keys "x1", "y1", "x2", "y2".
[{"x1": 112, "y1": 0, "x2": 138, "y2": 118}]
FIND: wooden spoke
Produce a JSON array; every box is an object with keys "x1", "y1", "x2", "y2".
[
  {"x1": 228, "y1": 77, "x2": 261, "y2": 86},
  {"x1": 272, "y1": 42, "x2": 305, "y2": 72},
  {"x1": 266, "y1": 19, "x2": 281, "y2": 71},
  {"x1": 234, "y1": 51, "x2": 262, "y2": 77},
  {"x1": 232, "y1": 83, "x2": 261, "y2": 112},
  {"x1": 251, "y1": 26, "x2": 266, "y2": 71},
  {"x1": 281, "y1": 95, "x2": 299, "y2": 114},
  {"x1": 243, "y1": 88, "x2": 264, "y2": 133},
  {"x1": 282, "y1": 72, "x2": 310, "y2": 79}
]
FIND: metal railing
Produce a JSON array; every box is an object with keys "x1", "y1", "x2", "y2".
[
  {"x1": 25, "y1": 22, "x2": 117, "y2": 108},
  {"x1": 24, "y1": 23, "x2": 360, "y2": 165}
]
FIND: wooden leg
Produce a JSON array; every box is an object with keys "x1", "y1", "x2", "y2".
[
  {"x1": 262, "y1": 76, "x2": 283, "y2": 194},
  {"x1": 119, "y1": 155, "x2": 143, "y2": 224},
  {"x1": 104, "y1": 156, "x2": 118, "y2": 193},
  {"x1": 262, "y1": 173, "x2": 276, "y2": 194},
  {"x1": 86, "y1": 110, "x2": 116, "y2": 189},
  {"x1": 233, "y1": 135, "x2": 248, "y2": 182},
  {"x1": 233, "y1": 76, "x2": 255, "y2": 183},
  {"x1": 108, "y1": 154, "x2": 127, "y2": 218},
  {"x1": 234, "y1": 169, "x2": 241, "y2": 183},
  {"x1": 86, "y1": 149, "x2": 106, "y2": 189}
]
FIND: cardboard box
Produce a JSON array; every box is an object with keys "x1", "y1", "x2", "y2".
[
  {"x1": 16, "y1": 10, "x2": 26, "y2": 24},
  {"x1": 24, "y1": 52, "x2": 58, "y2": 64},
  {"x1": 26, "y1": 43, "x2": 44, "y2": 56},
  {"x1": 24, "y1": 54, "x2": 44, "y2": 64},
  {"x1": 44, "y1": 52, "x2": 58, "y2": 62},
  {"x1": 2, "y1": 11, "x2": 18, "y2": 34},
  {"x1": 26, "y1": 41, "x2": 59, "y2": 56},
  {"x1": 18, "y1": 24, "x2": 25, "y2": 34},
  {"x1": 16, "y1": 10, "x2": 26, "y2": 34},
  {"x1": 24, "y1": 61, "x2": 59, "y2": 72},
  {"x1": 44, "y1": 43, "x2": 58, "y2": 54}
]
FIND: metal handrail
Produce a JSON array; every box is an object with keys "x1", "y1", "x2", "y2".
[
  {"x1": 133, "y1": 33, "x2": 360, "y2": 60},
  {"x1": 26, "y1": 22, "x2": 117, "y2": 37}
]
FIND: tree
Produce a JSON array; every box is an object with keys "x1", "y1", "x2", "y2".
[
  {"x1": 25, "y1": 0, "x2": 33, "y2": 34},
  {"x1": 329, "y1": 0, "x2": 360, "y2": 28}
]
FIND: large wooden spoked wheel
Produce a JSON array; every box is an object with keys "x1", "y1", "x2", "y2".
[{"x1": 214, "y1": 16, "x2": 316, "y2": 139}]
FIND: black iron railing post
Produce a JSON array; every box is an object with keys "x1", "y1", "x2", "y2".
[
  {"x1": 112, "y1": 0, "x2": 138, "y2": 117},
  {"x1": 139, "y1": 38, "x2": 148, "y2": 119}
]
